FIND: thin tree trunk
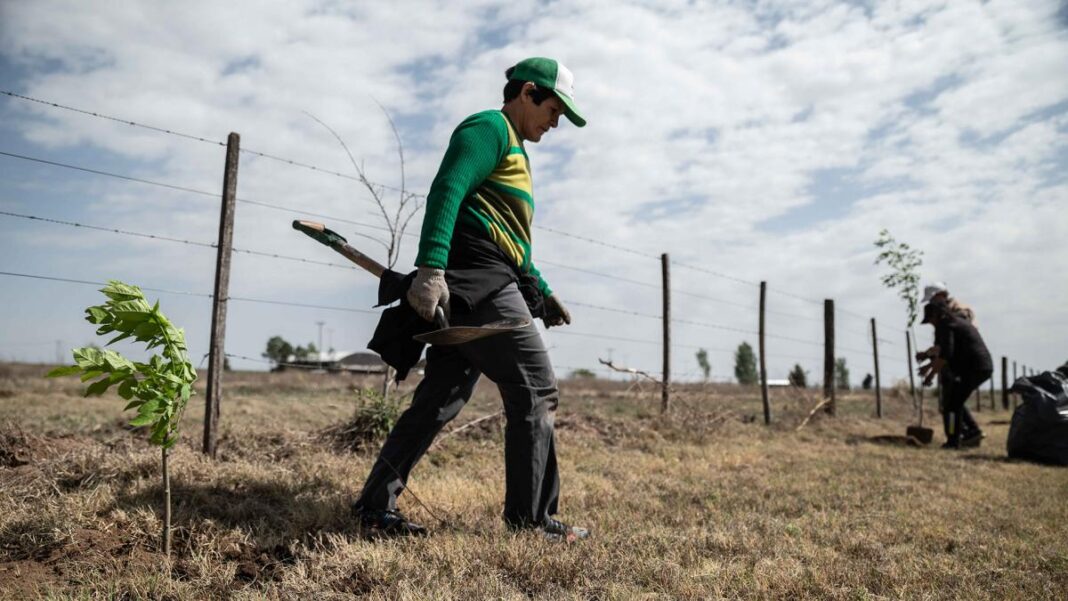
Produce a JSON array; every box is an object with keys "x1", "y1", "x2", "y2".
[{"x1": 162, "y1": 446, "x2": 171, "y2": 558}]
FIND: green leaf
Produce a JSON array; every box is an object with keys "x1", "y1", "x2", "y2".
[
  {"x1": 85, "y1": 306, "x2": 110, "y2": 324},
  {"x1": 123, "y1": 399, "x2": 143, "y2": 411},
  {"x1": 103, "y1": 352, "x2": 135, "y2": 373},
  {"x1": 117, "y1": 378, "x2": 136, "y2": 400},
  {"x1": 149, "y1": 420, "x2": 169, "y2": 445},
  {"x1": 85, "y1": 377, "x2": 112, "y2": 397},
  {"x1": 137, "y1": 398, "x2": 162, "y2": 416},
  {"x1": 47, "y1": 365, "x2": 82, "y2": 378},
  {"x1": 107, "y1": 331, "x2": 134, "y2": 345},
  {"x1": 80, "y1": 370, "x2": 104, "y2": 383},
  {"x1": 73, "y1": 347, "x2": 105, "y2": 368},
  {"x1": 128, "y1": 413, "x2": 156, "y2": 427}
]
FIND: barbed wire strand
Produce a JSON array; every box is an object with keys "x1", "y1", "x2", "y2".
[
  {"x1": 0, "y1": 210, "x2": 367, "y2": 272},
  {"x1": 0, "y1": 89, "x2": 417, "y2": 195},
  {"x1": 0, "y1": 91, "x2": 915, "y2": 329},
  {"x1": 0, "y1": 150, "x2": 398, "y2": 238},
  {"x1": 0, "y1": 270, "x2": 378, "y2": 314}
]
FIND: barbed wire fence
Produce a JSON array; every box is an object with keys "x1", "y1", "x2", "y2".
[{"x1": 1, "y1": 89, "x2": 1026, "y2": 455}]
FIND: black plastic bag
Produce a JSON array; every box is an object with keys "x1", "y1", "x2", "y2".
[{"x1": 1006, "y1": 371, "x2": 1068, "y2": 465}]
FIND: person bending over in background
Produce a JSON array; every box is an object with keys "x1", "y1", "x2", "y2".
[
  {"x1": 916, "y1": 282, "x2": 978, "y2": 444},
  {"x1": 918, "y1": 298, "x2": 991, "y2": 449}
]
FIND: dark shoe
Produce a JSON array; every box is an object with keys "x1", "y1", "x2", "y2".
[
  {"x1": 960, "y1": 431, "x2": 985, "y2": 448},
  {"x1": 353, "y1": 506, "x2": 428, "y2": 537},
  {"x1": 940, "y1": 440, "x2": 961, "y2": 450},
  {"x1": 539, "y1": 518, "x2": 590, "y2": 543}
]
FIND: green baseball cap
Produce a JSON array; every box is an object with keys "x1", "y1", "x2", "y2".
[{"x1": 508, "y1": 57, "x2": 586, "y2": 127}]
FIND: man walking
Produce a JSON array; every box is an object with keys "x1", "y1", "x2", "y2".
[
  {"x1": 352, "y1": 58, "x2": 588, "y2": 541},
  {"x1": 918, "y1": 298, "x2": 992, "y2": 448}
]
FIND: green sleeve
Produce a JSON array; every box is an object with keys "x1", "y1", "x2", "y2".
[
  {"x1": 415, "y1": 112, "x2": 508, "y2": 268},
  {"x1": 528, "y1": 263, "x2": 552, "y2": 297}
]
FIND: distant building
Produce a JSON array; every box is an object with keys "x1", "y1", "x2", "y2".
[
  {"x1": 767, "y1": 378, "x2": 792, "y2": 388},
  {"x1": 280, "y1": 350, "x2": 387, "y2": 373}
]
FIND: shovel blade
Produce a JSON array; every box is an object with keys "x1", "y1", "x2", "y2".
[
  {"x1": 413, "y1": 318, "x2": 531, "y2": 346},
  {"x1": 906, "y1": 425, "x2": 934, "y2": 445}
]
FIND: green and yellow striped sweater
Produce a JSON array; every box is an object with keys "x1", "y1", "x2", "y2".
[{"x1": 415, "y1": 110, "x2": 551, "y2": 296}]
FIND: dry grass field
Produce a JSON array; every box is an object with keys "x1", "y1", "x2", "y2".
[{"x1": 1, "y1": 362, "x2": 1065, "y2": 600}]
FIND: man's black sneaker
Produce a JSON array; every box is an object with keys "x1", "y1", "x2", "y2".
[
  {"x1": 940, "y1": 440, "x2": 961, "y2": 450},
  {"x1": 960, "y1": 431, "x2": 985, "y2": 448},
  {"x1": 353, "y1": 507, "x2": 428, "y2": 537},
  {"x1": 539, "y1": 518, "x2": 590, "y2": 543}
]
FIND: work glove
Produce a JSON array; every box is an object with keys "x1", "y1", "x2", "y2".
[
  {"x1": 407, "y1": 266, "x2": 449, "y2": 323},
  {"x1": 542, "y1": 294, "x2": 571, "y2": 329}
]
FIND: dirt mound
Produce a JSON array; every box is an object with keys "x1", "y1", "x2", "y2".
[
  {"x1": 0, "y1": 424, "x2": 41, "y2": 467},
  {"x1": 232, "y1": 543, "x2": 298, "y2": 584}
]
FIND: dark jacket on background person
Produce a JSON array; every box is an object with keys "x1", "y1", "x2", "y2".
[{"x1": 934, "y1": 311, "x2": 993, "y2": 379}]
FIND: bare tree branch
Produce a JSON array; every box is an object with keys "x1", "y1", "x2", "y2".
[
  {"x1": 303, "y1": 110, "x2": 396, "y2": 259},
  {"x1": 598, "y1": 358, "x2": 661, "y2": 383}
]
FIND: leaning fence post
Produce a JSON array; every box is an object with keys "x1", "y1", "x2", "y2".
[
  {"x1": 759, "y1": 281, "x2": 770, "y2": 425},
  {"x1": 1001, "y1": 356, "x2": 1008, "y2": 410},
  {"x1": 204, "y1": 132, "x2": 240, "y2": 458},
  {"x1": 823, "y1": 299, "x2": 835, "y2": 415},
  {"x1": 660, "y1": 253, "x2": 670, "y2": 414},
  {"x1": 870, "y1": 318, "x2": 881, "y2": 418}
]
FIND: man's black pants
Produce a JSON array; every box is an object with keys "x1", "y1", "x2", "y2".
[
  {"x1": 355, "y1": 282, "x2": 559, "y2": 527},
  {"x1": 942, "y1": 369, "x2": 991, "y2": 444}
]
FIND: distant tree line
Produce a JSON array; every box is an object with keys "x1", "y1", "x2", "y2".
[{"x1": 262, "y1": 335, "x2": 321, "y2": 368}]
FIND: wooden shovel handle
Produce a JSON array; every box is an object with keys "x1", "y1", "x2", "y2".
[
  {"x1": 335, "y1": 242, "x2": 386, "y2": 278},
  {"x1": 294, "y1": 220, "x2": 387, "y2": 277}
]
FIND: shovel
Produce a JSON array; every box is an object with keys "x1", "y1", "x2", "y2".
[
  {"x1": 906, "y1": 370, "x2": 934, "y2": 444},
  {"x1": 291, "y1": 220, "x2": 529, "y2": 345},
  {"x1": 906, "y1": 403, "x2": 934, "y2": 444}
]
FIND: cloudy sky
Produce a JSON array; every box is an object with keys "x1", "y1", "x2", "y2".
[{"x1": 1, "y1": 0, "x2": 1065, "y2": 387}]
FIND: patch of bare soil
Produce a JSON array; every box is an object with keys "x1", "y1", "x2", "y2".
[
  {"x1": 0, "y1": 558, "x2": 57, "y2": 599},
  {"x1": 0, "y1": 425, "x2": 38, "y2": 468},
  {"x1": 231, "y1": 543, "x2": 297, "y2": 585},
  {"x1": 556, "y1": 412, "x2": 632, "y2": 444},
  {"x1": 0, "y1": 527, "x2": 141, "y2": 597}
]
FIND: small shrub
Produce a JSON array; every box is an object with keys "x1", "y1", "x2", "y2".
[
  {"x1": 569, "y1": 368, "x2": 597, "y2": 380},
  {"x1": 320, "y1": 388, "x2": 403, "y2": 452}
]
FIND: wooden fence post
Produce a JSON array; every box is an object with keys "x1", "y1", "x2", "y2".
[
  {"x1": 204, "y1": 132, "x2": 240, "y2": 458},
  {"x1": 989, "y1": 372, "x2": 995, "y2": 411},
  {"x1": 1001, "y1": 356, "x2": 1008, "y2": 410},
  {"x1": 660, "y1": 253, "x2": 670, "y2": 414},
  {"x1": 870, "y1": 318, "x2": 882, "y2": 418},
  {"x1": 1012, "y1": 360, "x2": 1018, "y2": 410},
  {"x1": 759, "y1": 281, "x2": 770, "y2": 425},
  {"x1": 823, "y1": 299, "x2": 835, "y2": 415}
]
